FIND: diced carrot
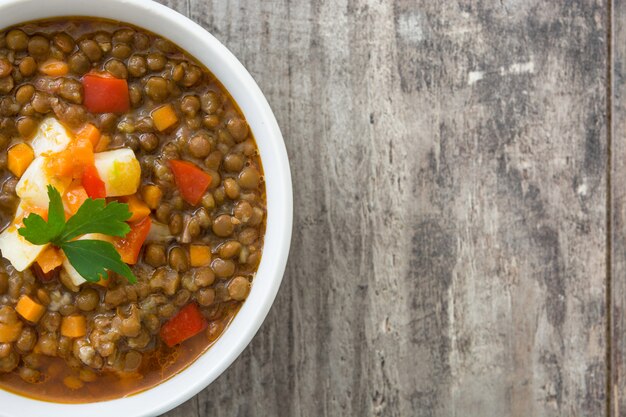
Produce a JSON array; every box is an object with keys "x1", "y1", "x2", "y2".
[
  {"x1": 63, "y1": 376, "x2": 84, "y2": 390},
  {"x1": 15, "y1": 295, "x2": 45, "y2": 323},
  {"x1": 152, "y1": 104, "x2": 178, "y2": 131},
  {"x1": 76, "y1": 123, "x2": 101, "y2": 147},
  {"x1": 7, "y1": 143, "x2": 34, "y2": 177},
  {"x1": 69, "y1": 136, "x2": 95, "y2": 178},
  {"x1": 45, "y1": 149, "x2": 74, "y2": 178},
  {"x1": 141, "y1": 185, "x2": 163, "y2": 209},
  {"x1": 63, "y1": 183, "x2": 89, "y2": 215},
  {"x1": 94, "y1": 133, "x2": 110, "y2": 152},
  {"x1": 73, "y1": 137, "x2": 94, "y2": 165},
  {"x1": 36, "y1": 246, "x2": 64, "y2": 273},
  {"x1": 123, "y1": 194, "x2": 151, "y2": 222},
  {"x1": 189, "y1": 245, "x2": 211, "y2": 267},
  {"x1": 0, "y1": 322, "x2": 22, "y2": 343},
  {"x1": 61, "y1": 315, "x2": 87, "y2": 338},
  {"x1": 39, "y1": 60, "x2": 69, "y2": 77}
]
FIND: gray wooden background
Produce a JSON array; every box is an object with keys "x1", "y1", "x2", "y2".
[{"x1": 154, "y1": 0, "x2": 626, "y2": 416}]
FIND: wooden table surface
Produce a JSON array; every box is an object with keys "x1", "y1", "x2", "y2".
[{"x1": 155, "y1": 1, "x2": 626, "y2": 416}]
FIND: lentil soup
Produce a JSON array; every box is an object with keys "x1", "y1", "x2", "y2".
[{"x1": 0, "y1": 18, "x2": 265, "y2": 402}]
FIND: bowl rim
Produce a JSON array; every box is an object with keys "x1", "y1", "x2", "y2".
[{"x1": 0, "y1": 0, "x2": 292, "y2": 416}]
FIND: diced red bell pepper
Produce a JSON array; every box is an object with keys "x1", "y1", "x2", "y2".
[
  {"x1": 114, "y1": 217, "x2": 152, "y2": 264},
  {"x1": 82, "y1": 164, "x2": 106, "y2": 199},
  {"x1": 82, "y1": 74, "x2": 130, "y2": 114},
  {"x1": 169, "y1": 160, "x2": 212, "y2": 206},
  {"x1": 160, "y1": 303, "x2": 207, "y2": 347}
]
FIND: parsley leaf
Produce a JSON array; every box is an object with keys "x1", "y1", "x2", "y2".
[
  {"x1": 62, "y1": 239, "x2": 136, "y2": 284},
  {"x1": 18, "y1": 213, "x2": 55, "y2": 245},
  {"x1": 18, "y1": 185, "x2": 66, "y2": 245},
  {"x1": 56, "y1": 198, "x2": 131, "y2": 244},
  {"x1": 17, "y1": 186, "x2": 137, "y2": 284},
  {"x1": 47, "y1": 184, "x2": 66, "y2": 237}
]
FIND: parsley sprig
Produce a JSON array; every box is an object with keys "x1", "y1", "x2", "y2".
[{"x1": 18, "y1": 185, "x2": 137, "y2": 284}]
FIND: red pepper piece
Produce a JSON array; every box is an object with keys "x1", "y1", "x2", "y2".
[
  {"x1": 160, "y1": 303, "x2": 207, "y2": 347},
  {"x1": 113, "y1": 216, "x2": 152, "y2": 265},
  {"x1": 82, "y1": 74, "x2": 130, "y2": 114},
  {"x1": 169, "y1": 160, "x2": 212, "y2": 206},
  {"x1": 82, "y1": 164, "x2": 106, "y2": 199}
]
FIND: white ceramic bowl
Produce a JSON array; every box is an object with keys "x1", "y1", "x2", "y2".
[{"x1": 0, "y1": 0, "x2": 292, "y2": 416}]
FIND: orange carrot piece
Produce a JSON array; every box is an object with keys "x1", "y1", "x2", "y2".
[
  {"x1": 189, "y1": 245, "x2": 211, "y2": 267},
  {"x1": 61, "y1": 315, "x2": 86, "y2": 338},
  {"x1": 0, "y1": 322, "x2": 22, "y2": 343},
  {"x1": 142, "y1": 185, "x2": 163, "y2": 209},
  {"x1": 45, "y1": 149, "x2": 74, "y2": 178},
  {"x1": 152, "y1": 104, "x2": 178, "y2": 131},
  {"x1": 39, "y1": 60, "x2": 69, "y2": 77},
  {"x1": 76, "y1": 123, "x2": 101, "y2": 148},
  {"x1": 70, "y1": 137, "x2": 95, "y2": 178},
  {"x1": 63, "y1": 376, "x2": 84, "y2": 390},
  {"x1": 63, "y1": 183, "x2": 89, "y2": 215},
  {"x1": 15, "y1": 295, "x2": 45, "y2": 323},
  {"x1": 122, "y1": 195, "x2": 151, "y2": 222},
  {"x1": 94, "y1": 134, "x2": 110, "y2": 153},
  {"x1": 7, "y1": 143, "x2": 34, "y2": 177},
  {"x1": 36, "y1": 246, "x2": 64, "y2": 273}
]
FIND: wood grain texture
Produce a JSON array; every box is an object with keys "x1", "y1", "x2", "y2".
[
  {"x1": 613, "y1": 0, "x2": 626, "y2": 415},
  {"x1": 155, "y1": 1, "x2": 609, "y2": 416}
]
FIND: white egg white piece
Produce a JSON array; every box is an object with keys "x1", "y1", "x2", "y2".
[
  {"x1": 61, "y1": 233, "x2": 115, "y2": 286},
  {"x1": 0, "y1": 206, "x2": 48, "y2": 272},
  {"x1": 15, "y1": 157, "x2": 71, "y2": 208},
  {"x1": 93, "y1": 148, "x2": 141, "y2": 197},
  {"x1": 0, "y1": 227, "x2": 47, "y2": 272},
  {"x1": 30, "y1": 118, "x2": 73, "y2": 157}
]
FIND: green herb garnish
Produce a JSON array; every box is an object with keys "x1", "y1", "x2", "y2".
[{"x1": 18, "y1": 185, "x2": 137, "y2": 284}]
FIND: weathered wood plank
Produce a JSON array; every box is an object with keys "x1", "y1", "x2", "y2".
[
  {"x1": 156, "y1": 1, "x2": 609, "y2": 416},
  {"x1": 612, "y1": 0, "x2": 626, "y2": 415}
]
